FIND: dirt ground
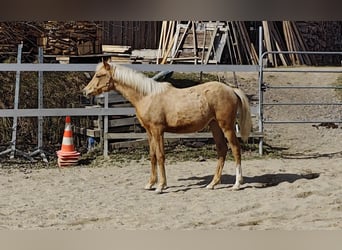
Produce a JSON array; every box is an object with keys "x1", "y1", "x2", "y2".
[{"x1": 0, "y1": 67, "x2": 341, "y2": 230}]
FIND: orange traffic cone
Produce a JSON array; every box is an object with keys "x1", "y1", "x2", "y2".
[{"x1": 56, "y1": 116, "x2": 80, "y2": 167}]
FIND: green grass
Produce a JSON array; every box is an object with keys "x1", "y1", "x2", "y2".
[{"x1": 334, "y1": 75, "x2": 342, "y2": 100}]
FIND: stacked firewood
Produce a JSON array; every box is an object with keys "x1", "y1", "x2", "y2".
[
  {"x1": 0, "y1": 22, "x2": 43, "y2": 61},
  {"x1": 39, "y1": 21, "x2": 101, "y2": 55},
  {"x1": 0, "y1": 21, "x2": 340, "y2": 65},
  {"x1": 0, "y1": 21, "x2": 101, "y2": 59}
]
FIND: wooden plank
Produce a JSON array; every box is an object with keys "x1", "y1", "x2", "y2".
[
  {"x1": 170, "y1": 21, "x2": 191, "y2": 60},
  {"x1": 156, "y1": 21, "x2": 166, "y2": 64},
  {"x1": 191, "y1": 21, "x2": 198, "y2": 64},
  {"x1": 160, "y1": 34, "x2": 177, "y2": 64},
  {"x1": 201, "y1": 27, "x2": 207, "y2": 64},
  {"x1": 95, "y1": 91, "x2": 130, "y2": 105},
  {"x1": 283, "y1": 21, "x2": 296, "y2": 64},
  {"x1": 204, "y1": 26, "x2": 218, "y2": 64},
  {"x1": 226, "y1": 22, "x2": 237, "y2": 64},
  {"x1": 74, "y1": 127, "x2": 101, "y2": 138},
  {"x1": 110, "y1": 139, "x2": 148, "y2": 149},
  {"x1": 214, "y1": 29, "x2": 228, "y2": 63},
  {"x1": 262, "y1": 21, "x2": 274, "y2": 66},
  {"x1": 291, "y1": 21, "x2": 313, "y2": 65},
  {"x1": 102, "y1": 45, "x2": 131, "y2": 53},
  {"x1": 231, "y1": 22, "x2": 243, "y2": 64},
  {"x1": 93, "y1": 117, "x2": 137, "y2": 128},
  {"x1": 131, "y1": 49, "x2": 158, "y2": 60}
]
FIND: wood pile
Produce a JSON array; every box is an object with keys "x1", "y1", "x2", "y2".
[
  {"x1": 39, "y1": 21, "x2": 101, "y2": 55},
  {"x1": 0, "y1": 22, "x2": 43, "y2": 61},
  {"x1": 0, "y1": 21, "x2": 101, "y2": 58},
  {"x1": 0, "y1": 21, "x2": 340, "y2": 66}
]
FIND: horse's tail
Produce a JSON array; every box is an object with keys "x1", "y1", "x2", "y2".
[{"x1": 233, "y1": 88, "x2": 252, "y2": 142}]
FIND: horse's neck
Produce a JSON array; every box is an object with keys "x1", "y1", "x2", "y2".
[{"x1": 114, "y1": 82, "x2": 142, "y2": 107}]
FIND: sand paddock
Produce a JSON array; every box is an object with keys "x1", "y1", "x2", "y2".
[
  {"x1": 0, "y1": 155, "x2": 341, "y2": 230},
  {"x1": 0, "y1": 68, "x2": 341, "y2": 230}
]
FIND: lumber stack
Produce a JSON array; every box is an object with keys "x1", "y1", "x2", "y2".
[
  {"x1": 262, "y1": 21, "x2": 317, "y2": 66},
  {"x1": 156, "y1": 21, "x2": 177, "y2": 64},
  {"x1": 1, "y1": 21, "x2": 340, "y2": 66},
  {"x1": 156, "y1": 21, "x2": 259, "y2": 65},
  {"x1": 225, "y1": 21, "x2": 259, "y2": 65}
]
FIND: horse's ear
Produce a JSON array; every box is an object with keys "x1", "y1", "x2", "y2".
[{"x1": 103, "y1": 59, "x2": 111, "y2": 71}]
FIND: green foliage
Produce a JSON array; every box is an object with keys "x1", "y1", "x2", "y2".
[{"x1": 334, "y1": 75, "x2": 342, "y2": 101}]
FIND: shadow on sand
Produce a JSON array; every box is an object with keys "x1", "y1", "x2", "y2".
[{"x1": 171, "y1": 171, "x2": 320, "y2": 193}]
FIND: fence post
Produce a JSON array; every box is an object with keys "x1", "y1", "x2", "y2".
[
  {"x1": 103, "y1": 92, "x2": 109, "y2": 157},
  {"x1": 29, "y1": 47, "x2": 48, "y2": 162},
  {"x1": 258, "y1": 26, "x2": 264, "y2": 156},
  {"x1": 0, "y1": 43, "x2": 33, "y2": 160}
]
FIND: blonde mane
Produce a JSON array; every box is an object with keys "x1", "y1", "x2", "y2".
[{"x1": 101, "y1": 62, "x2": 171, "y2": 95}]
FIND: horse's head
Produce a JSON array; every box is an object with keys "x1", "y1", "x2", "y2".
[{"x1": 83, "y1": 60, "x2": 115, "y2": 97}]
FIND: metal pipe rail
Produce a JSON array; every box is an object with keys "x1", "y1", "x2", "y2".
[
  {"x1": 263, "y1": 120, "x2": 342, "y2": 124},
  {"x1": 266, "y1": 85, "x2": 342, "y2": 89},
  {"x1": 0, "y1": 62, "x2": 261, "y2": 158},
  {"x1": 263, "y1": 103, "x2": 342, "y2": 106},
  {"x1": 0, "y1": 63, "x2": 259, "y2": 119},
  {"x1": 0, "y1": 63, "x2": 258, "y2": 72},
  {"x1": 258, "y1": 50, "x2": 342, "y2": 155}
]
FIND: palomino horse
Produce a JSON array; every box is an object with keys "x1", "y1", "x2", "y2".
[{"x1": 83, "y1": 61, "x2": 252, "y2": 193}]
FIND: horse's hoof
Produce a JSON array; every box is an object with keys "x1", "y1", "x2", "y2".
[
  {"x1": 232, "y1": 184, "x2": 240, "y2": 191},
  {"x1": 206, "y1": 184, "x2": 214, "y2": 189},
  {"x1": 155, "y1": 184, "x2": 167, "y2": 194},
  {"x1": 144, "y1": 184, "x2": 154, "y2": 190},
  {"x1": 155, "y1": 188, "x2": 163, "y2": 194}
]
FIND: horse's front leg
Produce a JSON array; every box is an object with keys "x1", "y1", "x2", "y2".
[
  {"x1": 144, "y1": 131, "x2": 158, "y2": 190},
  {"x1": 155, "y1": 131, "x2": 166, "y2": 194},
  {"x1": 144, "y1": 129, "x2": 166, "y2": 193}
]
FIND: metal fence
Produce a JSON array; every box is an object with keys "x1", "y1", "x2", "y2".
[
  {"x1": 258, "y1": 51, "x2": 342, "y2": 155},
  {"x1": 1, "y1": 41, "x2": 341, "y2": 160},
  {"x1": 0, "y1": 54, "x2": 259, "y2": 159}
]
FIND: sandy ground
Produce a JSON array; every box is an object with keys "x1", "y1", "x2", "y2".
[
  {"x1": 0, "y1": 67, "x2": 341, "y2": 230},
  {"x1": 0, "y1": 156, "x2": 341, "y2": 230}
]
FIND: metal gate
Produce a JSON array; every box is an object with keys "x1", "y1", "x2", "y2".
[{"x1": 258, "y1": 51, "x2": 342, "y2": 155}]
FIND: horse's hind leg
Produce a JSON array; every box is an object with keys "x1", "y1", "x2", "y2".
[
  {"x1": 206, "y1": 120, "x2": 228, "y2": 189},
  {"x1": 217, "y1": 119, "x2": 243, "y2": 190},
  {"x1": 224, "y1": 127, "x2": 243, "y2": 190}
]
